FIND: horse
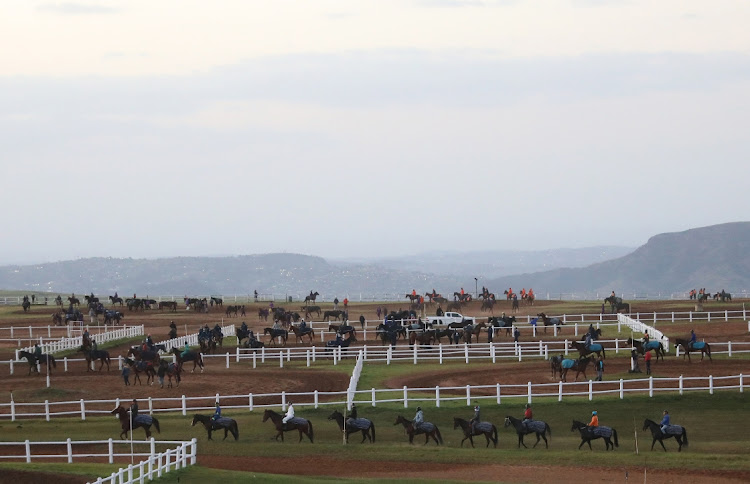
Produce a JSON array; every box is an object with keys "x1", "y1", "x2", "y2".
[
  {"x1": 405, "y1": 293, "x2": 421, "y2": 303},
  {"x1": 571, "y1": 341, "x2": 606, "y2": 360},
  {"x1": 289, "y1": 325, "x2": 315, "y2": 344},
  {"x1": 103, "y1": 310, "x2": 124, "y2": 325},
  {"x1": 453, "y1": 292, "x2": 472, "y2": 302},
  {"x1": 489, "y1": 315, "x2": 516, "y2": 336},
  {"x1": 264, "y1": 327, "x2": 289, "y2": 346},
  {"x1": 550, "y1": 355, "x2": 563, "y2": 379},
  {"x1": 560, "y1": 356, "x2": 593, "y2": 382},
  {"x1": 453, "y1": 417, "x2": 498, "y2": 448},
  {"x1": 394, "y1": 415, "x2": 443, "y2": 445},
  {"x1": 643, "y1": 418, "x2": 688, "y2": 452},
  {"x1": 262, "y1": 409, "x2": 314, "y2": 443},
  {"x1": 22, "y1": 300, "x2": 31, "y2": 312},
  {"x1": 713, "y1": 292, "x2": 732, "y2": 302},
  {"x1": 258, "y1": 308, "x2": 269, "y2": 321},
  {"x1": 210, "y1": 296, "x2": 223, "y2": 308},
  {"x1": 302, "y1": 305, "x2": 321, "y2": 318},
  {"x1": 18, "y1": 351, "x2": 56, "y2": 375},
  {"x1": 323, "y1": 310, "x2": 344, "y2": 321},
  {"x1": 304, "y1": 291, "x2": 319, "y2": 305},
  {"x1": 170, "y1": 347, "x2": 204, "y2": 373},
  {"x1": 158, "y1": 301, "x2": 177, "y2": 312},
  {"x1": 84, "y1": 295, "x2": 99, "y2": 306},
  {"x1": 109, "y1": 295, "x2": 124, "y2": 306},
  {"x1": 192, "y1": 414, "x2": 239, "y2": 441},
  {"x1": 503, "y1": 290, "x2": 514, "y2": 300},
  {"x1": 127, "y1": 346, "x2": 160, "y2": 365},
  {"x1": 525, "y1": 293, "x2": 535, "y2": 306},
  {"x1": 78, "y1": 347, "x2": 111, "y2": 371},
  {"x1": 124, "y1": 357, "x2": 156, "y2": 385},
  {"x1": 328, "y1": 410, "x2": 375, "y2": 443},
  {"x1": 537, "y1": 313, "x2": 564, "y2": 334},
  {"x1": 674, "y1": 338, "x2": 712, "y2": 362},
  {"x1": 480, "y1": 299, "x2": 495, "y2": 313},
  {"x1": 409, "y1": 330, "x2": 436, "y2": 346},
  {"x1": 503, "y1": 416, "x2": 551, "y2": 449},
  {"x1": 68, "y1": 296, "x2": 80, "y2": 306},
  {"x1": 571, "y1": 420, "x2": 619, "y2": 451},
  {"x1": 111, "y1": 406, "x2": 160, "y2": 439},
  {"x1": 604, "y1": 296, "x2": 630, "y2": 314},
  {"x1": 329, "y1": 323, "x2": 357, "y2": 341},
  {"x1": 159, "y1": 360, "x2": 181, "y2": 388},
  {"x1": 629, "y1": 338, "x2": 666, "y2": 362}
]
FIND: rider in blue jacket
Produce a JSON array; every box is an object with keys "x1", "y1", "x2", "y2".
[
  {"x1": 212, "y1": 402, "x2": 221, "y2": 422},
  {"x1": 660, "y1": 410, "x2": 670, "y2": 433}
]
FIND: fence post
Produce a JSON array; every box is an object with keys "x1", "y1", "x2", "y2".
[
  {"x1": 253, "y1": 351, "x2": 257, "y2": 369},
  {"x1": 574, "y1": 323, "x2": 578, "y2": 337},
  {"x1": 676, "y1": 345, "x2": 680, "y2": 357},
  {"x1": 564, "y1": 340, "x2": 569, "y2": 356},
  {"x1": 108, "y1": 438, "x2": 114, "y2": 464},
  {"x1": 403, "y1": 386, "x2": 408, "y2": 408},
  {"x1": 248, "y1": 393, "x2": 253, "y2": 411},
  {"x1": 372, "y1": 388, "x2": 377, "y2": 407},
  {"x1": 9, "y1": 359, "x2": 13, "y2": 376},
  {"x1": 439, "y1": 344, "x2": 443, "y2": 364},
  {"x1": 181, "y1": 394, "x2": 187, "y2": 416},
  {"x1": 280, "y1": 351, "x2": 284, "y2": 368},
  {"x1": 491, "y1": 344, "x2": 496, "y2": 363},
  {"x1": 311, "y1": 345, "x2": 315, "y2": 363},
  {"x1": 281, "y1": 391, "x2": 286, "y2": 411},
  {"x1": 619, "y1": 378, "x2": 624, "y2": 399},
  {"x1": 527, "y1": 381, "x2": 532, "y2": 404},
  {"x1": 236, "y1": 347, "x2": 240, "y2": 363},
  {"x1": 118, "y1": 355, "x2": 122, "y2": 371},
  {"x1": 649, "y1": 376, "x2": 653, "y2": 397},
  {"x1": 261, "y1": 345, "x2": 265, "y2": 363},
  {"x1": 45, "y1": 400, "x2": 50, "y2": 422},
  {"x1": 80, "y1": 399, "x2": 86, "y2": 420},
  {"x1": 287, "y1": 348, "x2": 291, "y2": 362},
  {"x1": 25, "y1": 440, "x2": 31, "y2": 463},
  {"x1": 466, "y1": 385, "x2": 471, "y2": 406},
  {"x1": 363, "y1": 345, "x2": 367, "y2": 361},
  {"x1": 689, "y1": 311, "x2": 693, "y2": 322},
  {"x1": 314, "y1": 390, "x2": 319, "y2": 409},
  {"x1": 306, "y1": 350, "x2": 310, "y2": 367},
  {"x1": 464, "y1": 343, "x2": 469, "y2": 364},
  {"x1": 65, "y1": 437, "x2": 72, "y2": 463},
  {"x1": 518, "y1": 346, "x2": 522, "y2": 362},
  {"x1": 588, "y1": 380, "x2": 593, "y2": 401},
  {"x1": 387, "y1": 345, "x2": 392, "y2": 365},
  {"x1": 148, "y1": 397, "x2": 153, "y2": 415},
  {"x1": 678, "y1": 374, "x2": 684, "y2": 395},
  {"x1": 740, "y1": 374, "x2": 744, "y2": 393},
  {"x1": 558, "y1": 381, "x2": 563, "y2": 402},
  {"x1": 414, "y1": 344, "x2": 418, "y2": 365},
  {"x1": 728, "y1": 341, "x2": 732, "y2": 357},
  {"x1": 538, "y1": 340, "x2": 543, "y2": 356},
  {"x1": 709, "y1": 375, "x2": 714, "y2": 395},
  {"x1": 496, "y1": 383, "x2": 501, "y2": 404},
  {"x1": 10, "y1": 397, "x2": 15, "y2": 421}
]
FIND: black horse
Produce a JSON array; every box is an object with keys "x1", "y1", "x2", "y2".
[
  {"x1": 629, "y1": 338, "x2": 666, "y2": 362},
  {"x1": 504, "y1": 416, "x2": 551, "y2": 449},
  {"x1": 394, "y1": 415, "x2": 443, "y2": 445},
  {"x1": 328, "y1": 410, "x2": 376, "y2": 443},
  {"x1": 112, "y1": 406, "x2": 160, "y2": 439},
  {"x1": 571, "y1": 420, "x2": 619, "y2": 451},
  {"x1": 604, "y1": 296, "x2": 630, "y2": 314},
  {"x1": 192, "y1": 414, "x2": 239, "y2": 441},
  {"x1": 78, "y1": 347, "x2": 111, "y2": 371},
  {"x1": 674, "y1": 338, "x2": 712, "y2": 362},
  {"x1": 537, "y1": 313, "x2": 564, "y2": 334},
  {"x1": 643, "y1": 418, "x2": 688, "y2": 452},
  {"x1": 109, "y1": 295, "x2": 124, "y2": 306},
  {"x1": 124, "y1": 357, "x2": 156, "y2": 385},
  {"x1": 18, "y1": 351, "x2": 57, "y2": 375},
  {"x1": 170, "y1": 347, "x2": 204, "y2": 373},
  {"x1": 264, "y1": 327, "x2": 288, "y2": 346},
  {"x1": 262, "y1": 409, "x2": 314, "y2": 443},
  {"x1": 304, "y1": 291, "x2": 319, "y2": 305},
  {"x1": 453, "y1": 417, "x2": 498, "y2": 448},
  {"x1": 571, "y1": 341, "x2": 606, "y2": 360},
  {"x1": 560, "y1": 356, "x2": 593, "y2": 382}
]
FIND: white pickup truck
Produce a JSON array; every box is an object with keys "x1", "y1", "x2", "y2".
[{"x1": 425, "y1": 312, "x2": 476, "y2": 328}]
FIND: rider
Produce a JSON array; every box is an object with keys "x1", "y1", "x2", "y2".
[
  {"x1": 689, "y1": 329, "x2": 697, "y2": 350},
  {"x1": 523, "y1": 403, "x2": 532, "y2": 430},
  {"x1": 643, "y1": 330, "x2": 650, "y2": 344},
  {"x1": 282, "y1": 401, "x2": 294, "y2": 430},
  {"x1": 91, "y1": 338, "x2": 98, "y2": 352},
  {"x1": 169, "y1": 321, "x2": 177, "y2": 339},
  {"x1": 240, "y1": 321, "x2": 248, "y2": 334},
  {"x1": 299, "y1": 319, "x2": 307, "y2": 332},
  {"x1": 145, "y1": 334, "x2": 154, "y2": 349},
  {"x1": 272, "y1": 320, "x2": 281, "y2": 331},
  {"x1": 181, "y1": 342, "x2": 190, "y2": 359},
  {"x1": 469, "y1": 402, "x2": 480, "y2": 433},
  {"x1": 584, "y1": 331, "x2": 593, "y2": 348},
  {"x1": 660, "y1": 410, "x2": 670, "y2": 433},
  {"x1": 335, "y1": 332, "x2": 343, "y2": 345},
  {"x1": 130, "y1": 399, "x2": 139, "y2": 419},
  {"x1": 349, "y1": 403, "x2": 358, "y2": 420},
  {"x1": 413, "y1": 406, "x2": 424, "y2": 431},
  {"x1": 212, "y1": 401, "x2": 221, "y2": 422},
  {"x1": 588, "y1": 410, "x2": 599, "y2": 427}
]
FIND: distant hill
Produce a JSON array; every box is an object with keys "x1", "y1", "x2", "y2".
[
  {"x1": 339, "y1": 246, "x2": 635, "y2": 278},
  {"x1": 485, "y1": 222, "x2": 750, "y2": 295}
]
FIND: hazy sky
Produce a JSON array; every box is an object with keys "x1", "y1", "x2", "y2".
[{"x1": 1, "y1": 1, "x2": 749, "y2": 264}]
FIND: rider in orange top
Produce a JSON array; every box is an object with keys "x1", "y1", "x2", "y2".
[
  {"x1": 460, "y1": 288, "x2": 464, "y2": 296},
  {"x1": 412, "y1": 289, "x2": 416, "y2": 297},
  {"x1": 521, "y1": 288, "x2": 526, "y2": 298},
  {"x1": 528, "y1": 288, "x2": 534, "y2": 298},
  {"x1": 588, "y1": 411, "x2": 599, "y2": 427}
]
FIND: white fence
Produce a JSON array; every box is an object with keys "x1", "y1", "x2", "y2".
[
  {"x1": 0, "y1": 374, "x2": 745, "y2": 422},
  {"x1": 618, "y1": 314, "x2": 669, "y2": 351},
  {"x1": 0, "y1": 438, "x2": 196, "y2": 484},
  {"x1": 14, "y1": 325, "x2": 144, "y2": 359},
  {"x1": 346, "y1": 350, "x2": 364, "y2": 410}
]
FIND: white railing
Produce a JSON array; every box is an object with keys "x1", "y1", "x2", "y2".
[
  {"x1": 346, "y1": 350, "x2": 364, "y2": 410},
  {"x1": 618, "y1": 314, "x2": 669, "y2": 352},
  {"x1": 0, "y1": 374, "x2": 744, "y2": 421},
  {"x1": 152, "y1": 324, "x2": 236, "y2": 352},
  {"x1": 0, "y1": 438, "x2": 196, "y2": 484},
  {"x1": 14, "y1": 325, "x2": 144, "y2": 359}
]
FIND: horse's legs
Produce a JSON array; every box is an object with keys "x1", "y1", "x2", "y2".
[
  {"x1": 532, "y1": 433, "x2": 541, "y2": 448},
  {"x1": 579, "y1": 439, "x2": 586, "y2": 450},
  {"x1": 223, "y1": 428, "x2": 229, "y2": 440}
]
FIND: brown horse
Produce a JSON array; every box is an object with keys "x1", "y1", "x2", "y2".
[
  {"x1": 409, "y1": 330, "x2": 436, "y2": 346},
  {"x1": 560, "y1": 356, "x2": 593, "y2": 382},
  {"x1": 453, "y1": 417, "x2": 498, "y2": 448},
  {"x1": 480, "y1": 299, "x2": 495, "y2": 313},
  {"x1": 674, "y1": 338, "x2": 712, "y2": 362},
  {"x1": 258, "y1": 308, "x2": 269, "y2": 321},
  {"x1": 111, "y1": 405, "x2": 160, "y2": 439},
  {"x1": 394, "y1": 415, "x2": 443, "y2": 445},
  {"x1": 289, "y1": 325, "x2": 315, "y2": 344},
  {"x1": 170, "y1": 347, "x2": 204, "y2": 373},
  {"x1": 262, "y1": 409, "x2": 314, "y2": 443},
  {"x1": 570, "y1": 341, "x2": 606, "y2": 360}
]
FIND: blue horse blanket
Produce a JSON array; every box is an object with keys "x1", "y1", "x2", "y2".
[
  {"x1": 415, "y1": 422, "x2": 436, "y2": 433},
  {"x1": 592, "y1": 426, "x2": 613, "y2": 438},
  {"x1": 561, "y1": 359, "x2": 575, "y2": 369},
  {"x1": 644, "y1": 341, "x2": 661, "y2": 351},
  {"x1": 346, "y1": 418, "x2": 372, "y2": 430},
  {"x1": 691, "y1": 342, "x2": 706, "y2": 350},
  {"x1": 587, "y1": 344, "x2": 603, "y2": 352},
  {"x1": 474, "y1": 421, "x2": 494, "y2": 433},
  {"x1": 133, "y1": 415, "x2": 153, "y2": 426},
  {"x1": 213, "y1": 417, "x2": 234, "y2": 427}
]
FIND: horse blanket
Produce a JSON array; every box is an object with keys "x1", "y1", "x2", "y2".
[
  {"x1": 644, "y1": 341, "x2": 661, "y2": 351},
  {"x1": 134, "y1": 415, "x2": 154, "y2": 426},
  {"x1": 592, "y1": 426, "x2": 613, "y2": 438},
  {"x1": 691, "y1": 342, "x2": 706, "y2": 350},
  {"x1": 523, "y1": 420, "x2": 546, "y2": 433},
  {"x1": 346, "y1": 418, "x2": 372, "y2": 430},
  {"x1": 561, "y1": 359, "x2": 575, "y2": 369},
  {"x1": 529, "y1": 318, "x2": 538, "y2": 326},
  {"x1": 662, "y1": 425, "x2": 684, "y2": 436},
  {"x1": 474, "y1": 421, "x2": 494, "y2": 433},
  {"x1": 415, "y1": 422, "x2": 436, "y2": 433},
  {"x1": 587, "y1": 344, "x2": 603, "y2": 352},
  {"x1": 287, "y1": 417, "x2": 309, "y2": 426},
  {"x1": 212, "y1": 417, "x2": 234, "y2": 427}
]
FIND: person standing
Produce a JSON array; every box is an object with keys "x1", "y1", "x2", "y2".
[
  {"x1": 644, "y1": 349, "x2": 652, "y2": 375},
  {"x1": 157, "y1": 361, "x2": 166, "y2": 388},
  {"x1": 122, "y1": 365, "x2": 130, "y2": 386},
  {"x1": 513, "y1": 327, "x2": 520, "y2": 343},
  {"x1": 359, "y1": 314, "x2": 366, "y2": 330},
  {"x1": 334, "y1": 298, "x2": 339, "y2": 310},
  {"x1": 596, "y1": 355, "x2": 604, "y2": 381}
]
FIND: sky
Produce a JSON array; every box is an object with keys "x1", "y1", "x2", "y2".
[{"x1": 1, "y1": 1, "x2": 749, "y2": 265}]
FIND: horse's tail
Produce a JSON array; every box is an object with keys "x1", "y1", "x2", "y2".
[
  {"x1": 152, "y1": 416, "x2": 161, "y2": 434},
  {"x1": 435, "y1": 426, "x2": 444, "y2": 445},
  {"x1": 371, "y1": 421, "x2": 376, "y2": 443},
  {"x1": 307, "y1": 419, "x2": 314, "y2": 443},
  {"x1": 491, "y1": 425, "x2": 498, "y2": 445},
  {"x1": 50, "y1": 356, "x2": 57, "y2": 368},
  {"x1": 232, "y1": 421, "x2": 239, "y2": 440},
  {"x1": 613, "y1": 428, "x2": 619, "y2": 447},
  {"x1": 682, "y1": 427, "x2": 688, "y2": 447},
  {"x1": 546, "y1": 423, "x2": 552, "y2": 439}
]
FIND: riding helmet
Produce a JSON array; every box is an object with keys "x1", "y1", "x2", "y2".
[
  {"x1": 592, "y1": 410, "x2": 597, "y2": 415},
  {"x1": 417, "y1": 406, "x2": 422, "y2": 411},
  {"x1": 525, "y1": 403, "x2": 531, "y2": 409}
]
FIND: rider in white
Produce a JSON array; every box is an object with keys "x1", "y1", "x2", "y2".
[{"x1": 282, "y1": 401, "x2": 294, "y2": 429}]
